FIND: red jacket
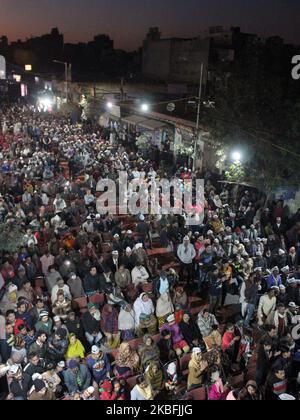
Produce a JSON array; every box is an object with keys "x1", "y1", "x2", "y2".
[{"x1": 222, "y1": 332, "x2": 234, "y2": 352}]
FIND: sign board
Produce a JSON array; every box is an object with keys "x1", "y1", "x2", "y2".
[
  {"x1": 0, "y1": 55, "x2": 6, "y2": 80},
  {"x1": 167, "y1": 103, "x2": 176, "y2": 112}
]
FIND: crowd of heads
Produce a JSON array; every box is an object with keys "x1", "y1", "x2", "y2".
[{"x1": 0, "y1": 104, "x2": 299, "y2": 401}]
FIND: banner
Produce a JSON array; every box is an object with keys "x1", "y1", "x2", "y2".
[{"x1": 0, "y1": 55, "x2": 6, "y2": 79}]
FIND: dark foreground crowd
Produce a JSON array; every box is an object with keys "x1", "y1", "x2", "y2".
[{"x1": 0, "y1": 104, "x2": 299, "y2": 401}]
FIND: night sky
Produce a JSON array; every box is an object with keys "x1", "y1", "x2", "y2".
[{"x1": 1, "y1": 0, "x2": 300, "y2": 51}]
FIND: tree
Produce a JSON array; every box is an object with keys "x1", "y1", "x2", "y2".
[{"x1": 202, "y1": 36, "x2": 300, "y2": 199}]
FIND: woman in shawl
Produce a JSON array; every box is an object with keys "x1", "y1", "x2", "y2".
[
  {"x1": 114, "y1": 342, "x2": 140, "y2": 379},
  {"x1": 138, "y1": 335, "x2": 160, "y2": 369},
  {"x1": 156, "y1": 293, "x2": 174, "y2": 328},
  {"x1": 145, "y1": 362, "x2": 165, "y2": 396},
  {"x1": 118, "y1": 303, "x2": 136, "y2": 341},
  {"x1": 101, "y1": 304, "x2": 120, "y2": 349},
  {"x1": 208, "y1": 367, "x2": 230, "y2": 400},
  {"x1": 187, "y1": 348, "x2": 208, "y2": 390},
  {"x1": 131, "y1": 375, "x2": 154, "y2": 401},
  {"x1": 173, "y1": 286, "x2": 188, "y2": 310},
  {"x1": 179, "y1": 311, "x2": 205, "y2": 350},
  {"x1": 133, "y1": 293, "x2": 157, "y2": 336},
  {"x1": 66, "y1": 333, "x2": 85, "y2": 360}
]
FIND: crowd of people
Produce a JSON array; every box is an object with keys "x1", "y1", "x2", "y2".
[{"x1": 0, "y1": 104, "x2": 300, "y2": 401}]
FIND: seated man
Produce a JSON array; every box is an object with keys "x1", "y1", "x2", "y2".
[{"x1": 131, "y1": 263, "x2": 149, "y2": 288}]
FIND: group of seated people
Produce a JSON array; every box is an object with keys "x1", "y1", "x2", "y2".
[{"x1": 0, "y1": 104, "x2": 300, "y2": 401}]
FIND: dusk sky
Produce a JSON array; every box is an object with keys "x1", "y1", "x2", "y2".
[{"x1": 1, "y1": 0, "x2": 300, "y2": 51}]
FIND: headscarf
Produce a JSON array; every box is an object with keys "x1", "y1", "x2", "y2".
[
  {"x1": 115, "y1": 342, "x2": 140, "y2": 371},
  {"x1": 66, "y1": 334, "x2": 85, "y2": 360},
  {"x1": 101, "y1": 304, "x2": 118, "y2": 333},
  {"x1": 145, "y1": 362, "x2": 164, "y2": 391},
  {"x1": 133, "y1": 293, "x2": 155, "y2": 326},
  {"x1": 135, "y1": 383, "x2": 153, "y2": 400},
  {"x1": 156, "y1": 293, "x2": 174, "y2": 318},
  {"x1": 189, "y1": 351, "x2": 204, "y2": 370},
  {"x1": 138, "y1": 335, "x2": 160, "y2": 368}
]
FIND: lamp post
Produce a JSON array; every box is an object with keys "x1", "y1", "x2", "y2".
[
  {"x1": 193, "y1": 62, "x2": 204, "y2": 172},
  {"x1": 53, "y1": 60, "x2": 71, "y2": 103}
]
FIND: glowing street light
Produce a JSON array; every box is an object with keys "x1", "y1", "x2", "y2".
[
  {"x1": 25, "y1": 64, "x2": 32, "y2": 71},
  {"x1": 232, "y1": 151, "x2": 242, "y2": 163},
  {"x1": 37, "y1": 96, "x2": 53, "y2": 112},
  {"x1": 141, "y1": 103, "x2": 149, "y2": 112},
  {"x1": 107, "y1": 102, "x2": 113, "y2": 109}
]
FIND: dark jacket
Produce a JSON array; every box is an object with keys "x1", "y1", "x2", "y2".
[
  {"x1": 10, "y1": 373, "x2": 32, "y2": 400},
  {"x1": 46, "y1": 337, "x2": 68, "y2": 362},
  {"x1": 63, "y1": 365, "x2": 91, "y2": 394},
  {"x1": 82, "y1": 311, "x2": 101, "y2": 335},
  {"x1": 157, "y1": 338, "x2": 176, "y2": 365},
  {"x1": 244, "y1": 283, "x2": 259, "y2": 305},
  {"x1": 256, "y1": 347, "x2": 272, "y2": 386},
  {"x1": 83, "y1": 273, "x2": 100, "y2": 294},
  {"x1": 23, "y1": 362, "x2": 45, "y2": 378},
  {"x1": 179, "y1": 320, "x2": 203, "y2": 348}
]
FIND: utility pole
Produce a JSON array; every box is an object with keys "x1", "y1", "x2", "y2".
[
  {"x1": 53, "y1": 60, "x2": 71, "y2": 103},
  {"x1": 193, "y1": 62, "x2": 204, "y2": 172}
]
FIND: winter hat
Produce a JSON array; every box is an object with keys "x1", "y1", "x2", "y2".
[
  {"x1": 8, "y1": 365, "x2": 20, "y2": 375},
  {"x1": 288, "y1": 302, "x2": 298, "y2": 308},
  {"x1": 87, "y1": 386, "x2": 95, "y2": 395},
  {"x1": 57, "y1": 361, "x2": 65, "y2": 368},
  {"x1": 279, "y1": 394, "x2": 296, "y2": 401},
  {"x1": 68, "y1": 359, "x2": 79, "y2": 369},
  {"x1": 126, "y1": 247, "x2": 132, "y2": 253},
  {"x1": 53, "y1": 316, "x2": 61, "y2": 323},
  {"x1": 39, "y1": 311, "x2": 49, "y2": 319},
  {"x1": 167, "y1": 314, "x2": 175, "y2": 323},
  {"x1": 32, "y1": 373, "x2": 42, "y2": 382},
  {"x1": 91, "y1": 345, "x2": 100, "y2": 355},
  {"x1": 281, "y1": 266, "x2": 290, "y2": 274},
  {"x1": 278, "y1": 249, "x2": 285, "y2": 256},
  {"x1": 279, "y1": 285, "x2": 286, "y2": 291},
  {"x1": 102, "y1": 380, "x2": 113, "y2": 392},
  {"x1": 287, "y1": 278, "x2": 297, "y2": 285},
  {"x1": 34, "y1": 379, "x2": 46, "y2": 392},
  {"x1": 87, "y1": 303, "x2": 96, "y2": 311},
  {"x1": 192, "y1": 347, "x2": 202, "y2": 354}
]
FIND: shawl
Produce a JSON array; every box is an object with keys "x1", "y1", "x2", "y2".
[
  {"x1": 133, "y1": 293, "x2": 155, "y2": 326},
  {"x1": 156, "y1": 293, "x2": 174, "y2": 318},
  {"x1": 145, "y1": 362, "x2": 164, "y2": 391},
  {"x1": 115, "y1": 343, "x2": 140, "y2": 371},
  {"x1": 135, "y1": 384, "x2": 153, "y2": 400},
  {"x1": 101, "y1": 304, "x2": 119, "y2": 333},
  {"x1": 66, "y1": 335, "x2": 85, "y2": 360},
  {"x1": 138, "y1": 335, "x2": 160, "y2": 367}
]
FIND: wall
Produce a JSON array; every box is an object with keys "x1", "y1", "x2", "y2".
[{"x1": 142, "y1": 39, "x2": 172, "y2": 81}]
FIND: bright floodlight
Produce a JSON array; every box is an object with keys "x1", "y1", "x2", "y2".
[
  {"x1": 232, "y1": 151, "x2": 242, "y2": 163},
  {"x1": 40, "y1": 98, "x2": 52, "y2": 108},
  {"x1": 107, "y1": 102, "x2": 113, "y2": 109},
  {"x1": 38, "y1": 97, "x2": 53, "y2": 112},
  {"x1": 141, "y1": 103, "x2": 149, "y2": 112}
]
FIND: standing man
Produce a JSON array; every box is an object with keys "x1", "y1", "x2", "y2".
[{"x1": 177, "y1": 236, "x2": 196, "y2": 286}]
